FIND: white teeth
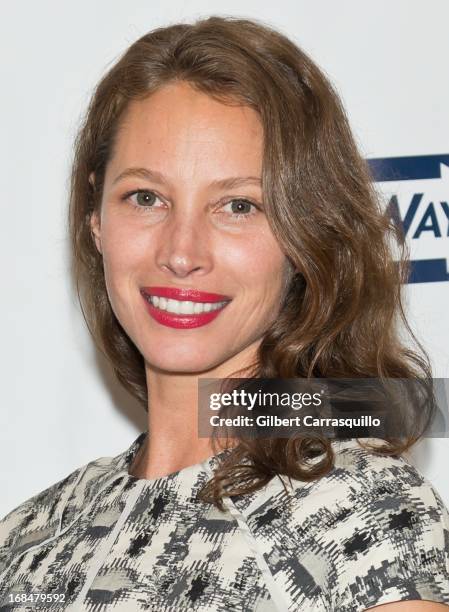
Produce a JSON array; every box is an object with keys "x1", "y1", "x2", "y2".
[
  {"x1": 180, "y1": 300, "x2": 193, "y2": 314},
  {"x1": 167, "y1": 298, "x2": 180, "y2": 314},
  {"x1": 147, "y1": 295, "x2": 228, "y2": 315}
]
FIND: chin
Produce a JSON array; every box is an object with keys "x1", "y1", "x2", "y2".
[
  {"x1": 147, "y1": 359, "x2": 224, "y2": 375},
  {"x1": 143, "y1": 346, "x2": 231, "y2": 375}
]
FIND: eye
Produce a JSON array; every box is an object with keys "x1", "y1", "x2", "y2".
[
  {"x1": 121, "y1": 189, "x2": 163, "y2": 209},
  {"x1": 221, "y1": 198, "x2": 260, "y2": 219}
]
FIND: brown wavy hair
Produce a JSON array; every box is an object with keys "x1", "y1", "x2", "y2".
[{"x1": 69, "y1": 15, "x2": 436, "y2": 511}]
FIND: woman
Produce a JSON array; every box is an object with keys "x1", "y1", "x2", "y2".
[{"x1": 0, "y1": 15, "x2": 448, "y2": 612}]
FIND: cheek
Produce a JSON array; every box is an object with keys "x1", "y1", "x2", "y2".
[
  {"x1": 222, "y1": 223, "x2": 283, "y2": 264},
  {"x1": 223, "y1": 233, "x2": 288, "y2": 301},
  {"x1": 100, "y1": 221, "x2": 150, "y2": 296}
]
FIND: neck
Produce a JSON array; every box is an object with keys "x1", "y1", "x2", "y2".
[{"x1": 130, "y1": 342, "x2": 259, "y2": 480}]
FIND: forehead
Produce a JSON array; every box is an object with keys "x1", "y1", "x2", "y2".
[{"x1": 108, "y1": 81, "x2": 263, "y2": 182}]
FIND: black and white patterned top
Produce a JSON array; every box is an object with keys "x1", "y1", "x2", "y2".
[{"x1": 1, "y1": 432, "x2": 449, "y2": 611}]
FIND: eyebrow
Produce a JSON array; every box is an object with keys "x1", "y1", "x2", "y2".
[{"x1": 112, "y1": 167, "x2": 262, "y2": 190}]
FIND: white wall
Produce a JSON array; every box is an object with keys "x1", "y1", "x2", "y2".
[{"x1": 1, "y1": 0, "x2": 448, "y2": 517}]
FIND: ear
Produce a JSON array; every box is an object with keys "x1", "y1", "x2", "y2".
[
  {"x1": 286, "y1": 258, "x2": 298, "y2": 279},
  {"x1": 89, "y1": 209, "x2": 102, "y2": 255},
  {"x1": 88, "y1": 171, "x2": 102, "y2": 255}
]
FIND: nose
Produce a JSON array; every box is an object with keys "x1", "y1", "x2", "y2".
[{"x1": 155, "y1": 207, "x2": 211, "y2": 279}]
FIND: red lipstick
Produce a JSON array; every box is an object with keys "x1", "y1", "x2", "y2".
[
  {"x1": 140, "y1": 286, "x2": 232, "y2": 329},
  {"x1": 142, "y1": 286, "x2": 230, "y2": 302}
]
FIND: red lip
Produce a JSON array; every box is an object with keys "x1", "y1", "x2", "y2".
[
  {"x1": 140, "y1": 286, "x2": 232, "y2": 329},
  {"x1": 141, "y1": 286, "x2": 231, "y2": 303},
  {"x1": 142, "y1": 298, "x2": 229, "y2": 329}
]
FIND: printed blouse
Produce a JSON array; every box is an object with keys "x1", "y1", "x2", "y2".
[{"x1": 1, "y1": 432, "x2": 449, "y2": 611}]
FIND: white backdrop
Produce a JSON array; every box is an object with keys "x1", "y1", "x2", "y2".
[{"x1": 1, "y1": 0, "x2": 448, "y2": 518}]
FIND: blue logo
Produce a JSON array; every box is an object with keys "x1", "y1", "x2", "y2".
[{"x1": 368, "y1": 154, "x2": 449, "y2": 283}]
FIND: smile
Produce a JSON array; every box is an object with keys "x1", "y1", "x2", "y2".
[
  {"x1": 146, "y1": 295, "x2": 228, "y2": 314},
  {"x1": 140, "y1": 286, "x2": 232, "y2": 329}
]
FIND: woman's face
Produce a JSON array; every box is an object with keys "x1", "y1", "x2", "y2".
[{"x1": 91, "y1": 81, "x2": 293, "y2": 374}]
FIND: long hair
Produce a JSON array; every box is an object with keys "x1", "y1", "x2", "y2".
[{"x1": 69, "y1": 15, "x2": 435, "y2": 510}]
